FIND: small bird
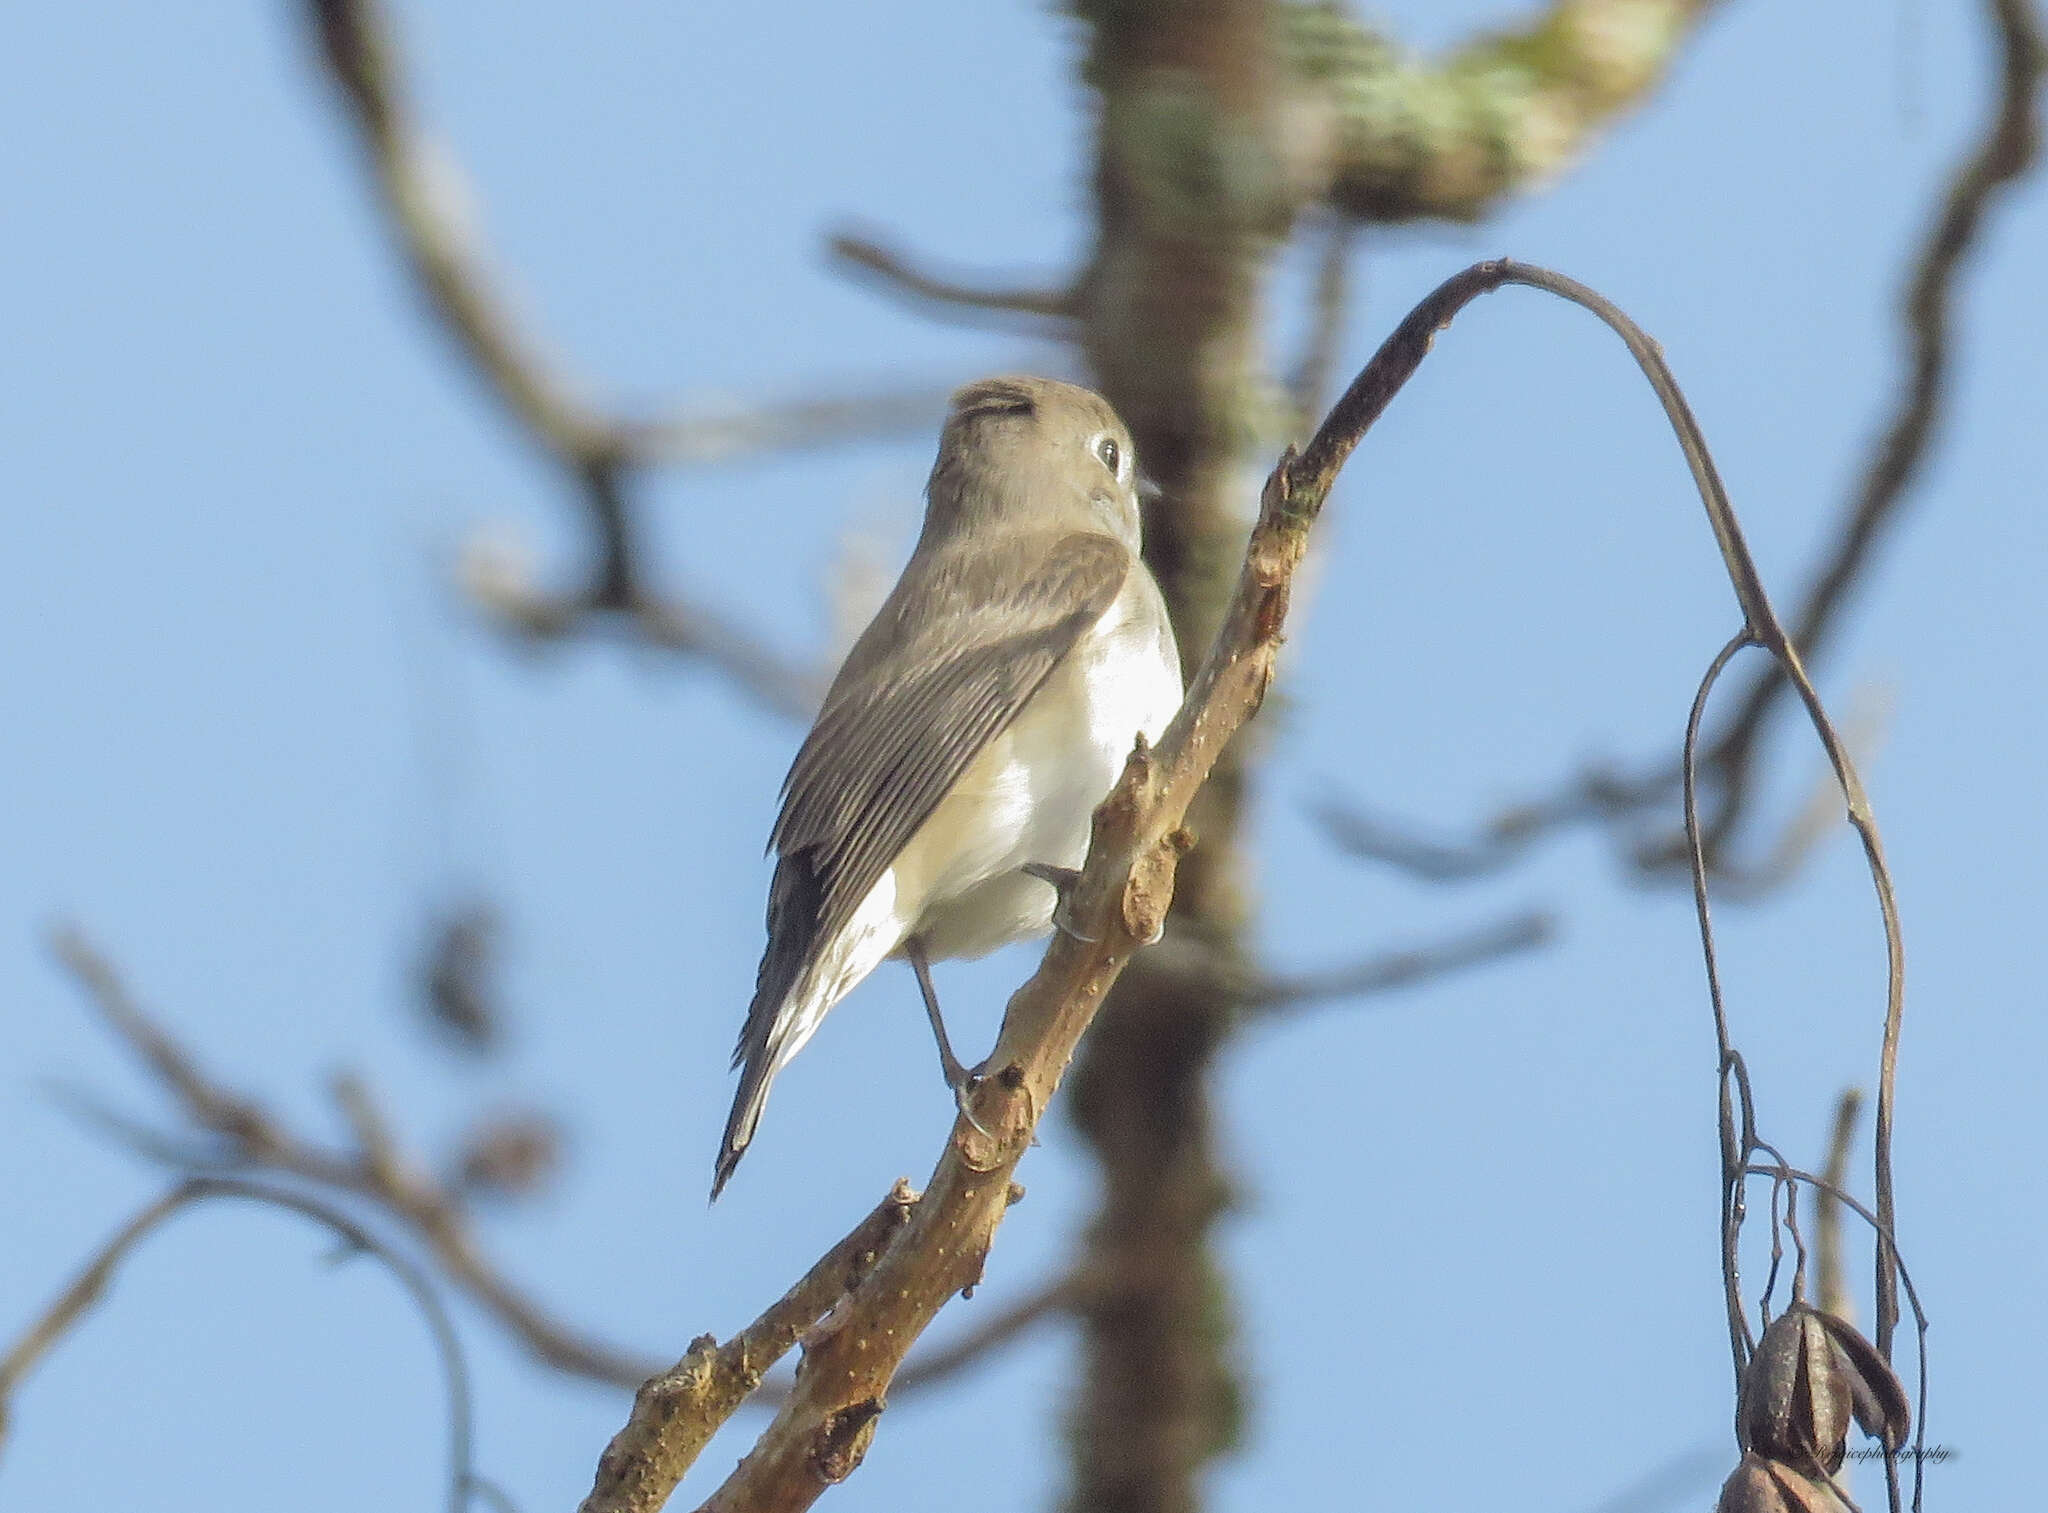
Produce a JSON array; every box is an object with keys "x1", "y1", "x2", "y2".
[{"x1": 713, "y1": 376, "x2": 1183, "y2": 1197}]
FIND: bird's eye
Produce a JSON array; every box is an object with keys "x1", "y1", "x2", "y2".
[{"x1": 1095, "y1": 435, "x2": 1121, "y2": 475}]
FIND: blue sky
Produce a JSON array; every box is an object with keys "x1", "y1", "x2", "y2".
[{"x1": 2, "y1": 3, "x2": 2042, "y2": 1510}]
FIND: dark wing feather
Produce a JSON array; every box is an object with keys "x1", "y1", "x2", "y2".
[{"x1": 714, "y1": 530, "x2": 1127, "y2": 1195}]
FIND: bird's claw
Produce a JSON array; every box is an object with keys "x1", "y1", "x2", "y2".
[
  {"x1": 949, "y1": 1064, "x2": 995, "y2": 1139},
  {"x1": 1022, "y1": 862, "x2": 1099, "y2": 943}
]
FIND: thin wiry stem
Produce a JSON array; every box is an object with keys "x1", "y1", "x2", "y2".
[
  {"x1": 0, "y1": 1176, "x2": 482, "y2": 1513},
  {"x1": 1278, "y1": 255, "x2": 1913, "y2": 1513},
  {"x1": 1683, "y1": 631, "x2": 1760, "y2": 1376},
  {"x1": 1312, "y1": 0, "x2": 2044, "y2": 893},
  {"x1": 1703, "y1": 0, "x2": 2047, "y2": 850}
]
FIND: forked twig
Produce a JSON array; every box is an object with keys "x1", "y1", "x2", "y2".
[
  {"x1": 47, "y1": 925, "x2": 666, "y2": 1392},
  {"x1": 45, "y1": 925, "x2": 1028, "y2": 1419}
]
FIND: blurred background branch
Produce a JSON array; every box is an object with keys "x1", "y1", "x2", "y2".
[{"x1": 7, "y1": 0, "x2": 2040, "y2": 1507}]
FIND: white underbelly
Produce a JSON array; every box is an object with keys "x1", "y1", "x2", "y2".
[
  {"x1": 761, "y1": 582, "x2": 1181, "y2": 1083},
  {"x1": 898, "y1": 585, "x2": 1182, "y2": 960}
]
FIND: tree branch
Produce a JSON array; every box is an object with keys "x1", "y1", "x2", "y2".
[
  {"x1": 0, "y1": 1176, "x2": 482, "y2": 1513},
  {"x1": 303, "y1": 0, "x2": 931, "y2": 718},
  {"x1": 1699, "y1": 0, "x2": 2046, "y2": 850},
  {"x1": 1243, "y1": 908, "x2": 1555, "y2": 1013},
  {"x1": 827, "y1": 231, "x2": 1078, "y2": 328},
  {"x1": 1305, "y1": 0, "x2": 2046, "y2": 885},
  {"x1": 1285, "y1": 0, "x2": 1726, "y2": 224},
  {"x1": 578, "y1": 1184, "x2": 917, "y2": 1513},
  {"x1": 48, "y1": 926, "x2": 667, "y2": 1392},
  {"x1": 46, "y1": 924, "x2": 1095, "y2": 1427},
  {"x1": 308, "y1": 0, "x2": 620, "y2": 468}
]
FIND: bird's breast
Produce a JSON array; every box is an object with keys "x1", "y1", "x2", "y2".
[{"x1": 897, "y1": 577, "x2": 1182, "y2": 960}]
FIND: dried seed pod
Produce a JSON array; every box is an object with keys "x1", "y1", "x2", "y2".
[
  {"x1": 1716, "y1": 1451, "x2": 1852, "y2": 1513},
  {"x1": 1738, "y1": 1308, "x2": 1853, "y2": 1476},
  {"x1": 1808, "y1": 1307, "x2": 1912, "y2": 1453}
]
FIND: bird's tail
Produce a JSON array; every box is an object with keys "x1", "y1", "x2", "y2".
[
  {"x1": 713, "y1": 976, "x2": 806, "y2": 1202},
  {"x1": 713, "y1": 852, "x2": 900, "y2": 1199},
  {"x1": 714, "y1": 854, "x2": 825, "y2": 1201},
  {"x1": 712, "y1": 1054, "x2": 775, "y2": 1201},
  {"x1": 712, "y1": 1023, "x2": 790, "y2": 1203}
]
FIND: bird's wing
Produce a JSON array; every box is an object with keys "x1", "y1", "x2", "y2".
[{"x1": 769, "y1": 527, "x2": 1129, "y2": 973}]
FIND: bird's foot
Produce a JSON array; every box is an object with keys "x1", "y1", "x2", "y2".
[
  {"x1": 1021, "y1": 862, "x2": 1098, "y2": 943},
  {"x1": 944, "y1": 1056, "x2": 995, "y2": 1139}
]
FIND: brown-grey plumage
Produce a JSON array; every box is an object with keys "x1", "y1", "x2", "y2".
[{"x1": 714, "y1": 377, "x2": 1182, "y2": 1198}]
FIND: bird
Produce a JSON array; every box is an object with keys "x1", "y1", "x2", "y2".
[{"x1": 712, "y1": 376, "x2": 1183, "y2": 1198}]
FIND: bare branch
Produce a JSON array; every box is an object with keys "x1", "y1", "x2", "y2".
[
  {"x1": 578, "y1": 1184, "x2": 917, "y2": 1513},
  {"x1": 1815, "y1": 1088, "x2": 1865, "y2": 1322},
  {"x1": 1287, "y1": 0, "x2": 1726, "y2": 224},
  {"x1": 626, "y1": 384, "x2": 955, "y2": 468},
  {"x1": 466, "y1": 567, "x2": 828, "y2": 722},
  {"x1": 1244, "y1": 908, "x2": 1554, "y2": 1013},
  {"x1": 1310, "y1": 764, "x2": 1672, "y2": 883},
  {"x1": 827, "y1": 231, "x2": 1078, "y2": 328},
  {"x1": 304, "y1": 0, "x2": 926, "y2": 717},
  {"x1": 1701, "y1": 0, "x2": 2046, "y2": 850},
  {"x1": 0, "y1": 1176, "x2": 481, "y2": 1513},
  {"x1": 307, "y1": 0, "x2": 621, "y2": 468},
  {"x1": 749, "y1": 1270, "x2": 1085, "y2": 1411},
  {"x1": 48, "y1": 926, "x2": 667, "y2": 1392}
]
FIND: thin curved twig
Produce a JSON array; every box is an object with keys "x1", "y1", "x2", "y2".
[
  {"x1": 1312, "y1": 0, "x2": 2045, "y2": 887},
  {"x1": 827, "y1": 231, "x2": 1078, "y2": 328},
  {"x1": 0, "y1": 1176, "x2": 481, "y2": 1513},
  {"x1": 1243, "y1": 909, "x2": 1554, "y2": 1013},
  {"x1": 1703, "y1": 0, "x2": 2046, "y2": 846}
]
